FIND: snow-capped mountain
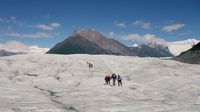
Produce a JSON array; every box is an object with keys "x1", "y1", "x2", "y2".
[
  {"x1": 0, "y1": 50, "x2": 25, "y2": 57},
  {"x1": 129, "y1": 43, "x2": 173, "y2": 57},
  {"x1": 166, "y1": 39, "x2": 200, "y2": 56},
  {"x1": 132, "y1": 43, "x2": 138, "y2": 47}
]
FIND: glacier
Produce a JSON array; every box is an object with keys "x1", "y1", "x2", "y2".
[{"x1": 0, "y1": 54, "x2": 200, "y2": 112}]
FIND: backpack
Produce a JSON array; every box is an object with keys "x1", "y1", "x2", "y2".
[{"x1": 118, "y1": 75, "x2": 122, "y2": 80}]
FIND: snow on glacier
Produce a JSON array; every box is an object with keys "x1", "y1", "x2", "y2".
[{"x1": 0, "y1": 54, "x2": 200, "y2": 112}]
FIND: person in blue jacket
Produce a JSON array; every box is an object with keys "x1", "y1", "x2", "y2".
[{"x1": 117, "y1": 75, "x2": 122, "y2": 87}]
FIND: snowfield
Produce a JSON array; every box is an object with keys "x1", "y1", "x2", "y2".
[
  {"x1": 166, "y1": 39, "x2": 199, "y2": 56},
  {"x1": 0, "y1": 54, "x2": 200, "y2": 112}
]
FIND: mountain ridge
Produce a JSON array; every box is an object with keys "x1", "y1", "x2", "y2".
[
  {"x1": 0, "y1": 50, "x2": 26, "y2": 57},
  {"x1": 47, "y1": 29, "x2": 172, "y2": 57},
  {"x1": 173, "y1": 42, "x2": 200, "y2": 64},
  {"x1": 47, "y1": 29, "x2": 133, "y2": 55}
]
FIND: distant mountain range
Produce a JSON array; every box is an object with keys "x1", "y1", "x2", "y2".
[
  {"x1": 129, "y1": 43, "x2": 172, "y2": 57},
  {"x1": 47, "y1": 29, "x2": 173, "y2": 57},
  {"x1": 0, "y1": 50, "x2": 25, "y2": 57},
  {"x1": 173, "y1": 42, "x2": 200, "y2": 64}
]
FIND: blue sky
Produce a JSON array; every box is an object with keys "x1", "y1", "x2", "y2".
[{"x1": 0, "y1": 0, "x2": 199, "y2": 48}]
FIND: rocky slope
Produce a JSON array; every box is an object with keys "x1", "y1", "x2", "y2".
[
  {"x1": 47, "y1": 29, "x2": 132, "y2": 55},
  {"x1": 173, "y1": 42, "x2": 200, "y2": 64}
]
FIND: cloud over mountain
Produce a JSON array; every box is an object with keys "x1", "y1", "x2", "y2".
[
  {"x1": 6, "y1": 32, "x2": 53, "y2": 38},
  {"x1": 122, "y1": 33, "x2": 165, "y2": 44},
  {"x1": 162, "y1": 24, "x2": 185, "y2": 32},
  {"x1": 36, "y1": 22, "x2": 61, "y2": 30},
  {"x1": 133, "y1": 20, "x2": 151, "y2": 29},
  {"x1": 0, "y1": 40, "x2": 49, "y2": 54},
  {"x1": 114, "y1": 21, "x2": 126, "y2": 27}
]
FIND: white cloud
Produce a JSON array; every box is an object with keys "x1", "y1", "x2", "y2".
[
  {"x1": 0, "y1": 17, "x2": 9, "y2": 23},
  {"x1": 6, "y1": 16, "x2": 17, "y2": 24},
  {"x1": 37, "y1": 24, "x2": 54, "y2": 30},
  {"x1": 7, "y1": 32, "x2": 53, "y2": 38},
  {"x1": 0, "y1": 16, "x2": 60, "y2": 32},
  {"x1": 162, "y1": 24, "x2": 185, "y2": 32},
  {"x1": 0, "y1": 40, "x2": 49, "y2": 54},
  {"x1": 134, "y1": 20, "x2": 151, "y2": 29},
  {"x1": 10, "y1": 16, "x2": 16, "y2": 22},
  {"x1": 28, "y1": 45, "x2": 50, "y2": 54},
  {"x1": 122, "y1": 33, "x2": 165, "y2": 44},
  {"x1": 36, "y1": 22, "x2": 61, "y2": 30},
  {"x1": 132, "y1": 43, "x2": 138, "y2": 47},
  {"x1": 51, "y1": 22, "x2": 60, "y2": 27},
  {"x1": 114, "y1": 21, "x2": 126, "y2": 27},
  {"x1": 0, "y1": 16, "x2": 26, "y2": 26},
  {"x1": 108, "y1": 32, "x2": 115, "y2": 38},
  {"x1": 0, "y1": 40, "x2": 29, "y2": 53}
]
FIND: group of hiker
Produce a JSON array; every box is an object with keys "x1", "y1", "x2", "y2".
[
  {"x1": 87, "y1": 62, "x2": 93, "y2": 68},
  {"x1": 87, "y1": 61, "x2": 123, "y2": 87},
  {"x1": 105, "y1": 73, "x2": 122, "y2": 86}
]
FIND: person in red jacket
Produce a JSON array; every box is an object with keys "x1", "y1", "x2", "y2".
[
  {"x1": 107, "y1": 75, "x2": 111, "y2": 85},
  {"x1": 104, "y1": 75, "x2": 111, "y2": 85},
  {"x1": 104, "y1": 75, "x2": 108, "y2": 84}
]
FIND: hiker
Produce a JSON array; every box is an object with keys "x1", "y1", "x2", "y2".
[
  {"x1": 107, "y1": 75, "x2": 111, "y2": 85},
  {"x1": 104, "y1": 75, "x2": 111, "y2": 85},
  {"x1": 104, "y1": 75, "x2": 108, "y2": 84},
  {"x1": 87, "y1": 62, "x2": 91, "y2": 68},
  {"x1": 87, "y1": 62, "x2": 89, "y2": 68},
  {"x1": 88, "y1": 62, "x2": 93, "y2": 68},
  {"x1": 117, "y1": 75, "x2": 122, "y2": 87},
  {"x1": 111, "y1": 73, "x2": 117, "y2": 86}
]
